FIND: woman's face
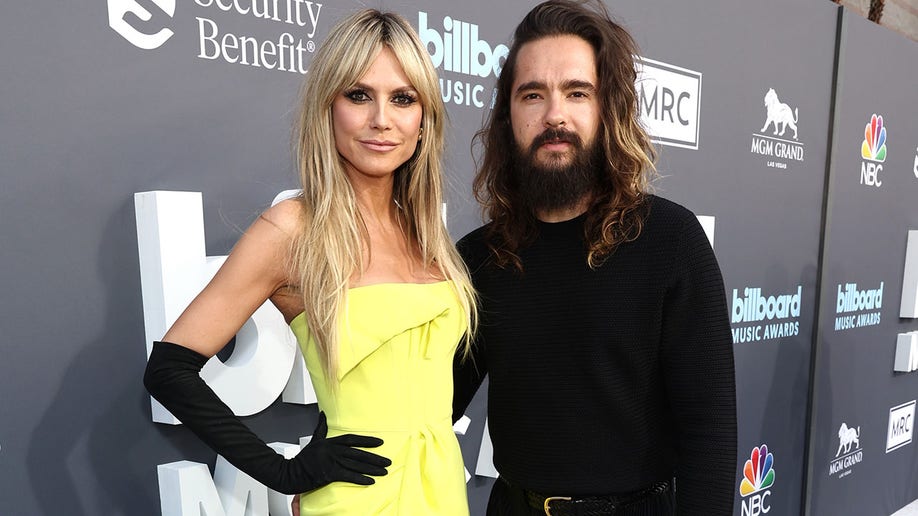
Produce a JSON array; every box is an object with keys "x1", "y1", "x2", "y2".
[{"x1": 332, "y1": 46, "x2": 423, "y2": 183}]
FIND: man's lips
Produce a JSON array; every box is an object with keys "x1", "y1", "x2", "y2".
[{"x1": 539, "y1": 139, "x2": 573, "y2": 151}]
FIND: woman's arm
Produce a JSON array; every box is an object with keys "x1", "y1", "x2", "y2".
[
  {"x1": 144, "y1": 201, "x2": 391, "y2": 494},
  {"x1": 162, "y1": 201, "x2": 297, "y2": 354}
]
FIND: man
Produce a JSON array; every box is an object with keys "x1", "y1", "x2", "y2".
[{"x1": 454, "y1": 1, "x2": 737, "y2": 514}]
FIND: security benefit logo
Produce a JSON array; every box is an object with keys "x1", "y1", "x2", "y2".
[
  {"x1": 860, "y1": 113, "x2": 888, "y2": 187},
  {"x1": 828, "y1": 422, "x2": 862, "y2": 479},
  {"x1": 636, "y1": 58, "x2": 702, "y2": 150},
  {"x1": 108, "y1": 0, "x2": 175, "y2": 50},
  {"x1": 886, "y1": 400, "x2": 915, "y2": 453},
  {"x1": 750, "y1": 88, "x2": 804, "y2": 170},
  {"x1": 418, "y1": 12, "x2": 508, "y2": 109},
  {"x1": 834, "y1": 281, "x2": 883, "y2": 331},
  {"x1": 107, "y1": 0, "x2": 324, "y2": 74},
  {"x1": 730, "y1": 286, "x2": 802, "y2": 344},
  {"x1": 739, "y1": 444, "x2": 775, "y2": 516}
]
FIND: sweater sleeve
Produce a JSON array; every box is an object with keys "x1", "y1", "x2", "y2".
[
  {"x1": 452, "y1": 232, "x2": 489, "y2": 422},
  {"x1": 659, "y1": 214, "x2": 737, "y2": 515},
  {"x1": 452, "y1": 336, "x2": 487, "y2": 423}
]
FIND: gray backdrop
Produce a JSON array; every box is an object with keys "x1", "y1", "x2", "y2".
[
  {"x1": 806, "y1": 9, "x2": 918, "y2": 516},
  {"x1": 0, "y1": 1, "x2": 915, "y2": 515}
]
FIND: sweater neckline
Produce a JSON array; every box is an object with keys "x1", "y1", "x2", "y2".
[{"x1": 536, "y1": 212, "x2": 587, "y2": 237}]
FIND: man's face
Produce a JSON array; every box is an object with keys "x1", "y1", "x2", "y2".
[
  {"x1": 509, "y1": 35, "x2": 600, "y2": 169},
  {"x1": 509, "y1": 35, "x2": 602, "y2": 214}
]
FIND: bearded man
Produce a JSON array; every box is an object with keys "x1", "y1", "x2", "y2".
[{"x1": 454, "y1": 1, "x2": 737, "y2": 515}]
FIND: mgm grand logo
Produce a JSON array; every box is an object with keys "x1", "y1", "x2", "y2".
[
  {"x1": 750, "y1": 88, "x2": 805, "y2": 169},
  {"x1": 828, "y1": 422, "x2": 862, "y2": 479}
]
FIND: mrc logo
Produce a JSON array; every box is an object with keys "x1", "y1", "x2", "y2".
[
  {"x1": 636, "y1": 58, "x2": 702, "y2": 150},
  {"x1": 860, "y1": 113, "x2": 888, "y2": 187},
  {"x1": 886, "y1": 400, "x2": 915, "y2": 453},
  {"x1": 739, "y1": 444, "x2": 775, "y2": 516}
]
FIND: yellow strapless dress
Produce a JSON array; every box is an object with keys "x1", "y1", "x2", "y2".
[{"x1": 289, "y1": 281, "x2": 470, "y2": 515}]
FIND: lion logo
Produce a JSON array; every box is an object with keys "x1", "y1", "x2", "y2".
[
  {"x1": 760, "y1": 88, "x2": 799, "y2": 140},
  {"x1": 836, "y1": 423, "x2": 860, "y2": 457}
]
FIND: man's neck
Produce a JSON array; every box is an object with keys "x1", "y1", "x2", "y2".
[{"x1": 535, "y1": 196, "x2": 592, "y2": 223}]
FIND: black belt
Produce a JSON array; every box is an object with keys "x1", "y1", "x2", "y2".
[{"x1": 506, "y1": 478, "x2": 672, "y2": 516}]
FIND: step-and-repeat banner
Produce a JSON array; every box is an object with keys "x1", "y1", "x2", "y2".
[
  {"x1": 807, "y1": 11, "x2": 918, "y2": 516},
  {"x1": 0, "y1": 1, "x2": 915, "y2": 515}
]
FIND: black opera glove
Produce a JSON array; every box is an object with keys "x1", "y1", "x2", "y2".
[{"x1": 143, "y1": 340, "x2": 391, "y2": 495}]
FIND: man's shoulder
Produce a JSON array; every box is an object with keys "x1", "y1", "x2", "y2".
[
  {"x1": 642, "y1": 195, "x2": 715, "y2": 264},
  {"x1": 644, "y1": 194, "x2": 698, "y2": 226},
  {"x1": 457, "y1": 223, "x2": 490, "y2": 250},
  {"x1": 457, "y1": 223, "x2": 493, "y2": 267}
]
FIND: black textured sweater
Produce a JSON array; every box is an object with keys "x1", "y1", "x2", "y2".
[{"x1": 454, "y1": 195, "x2": 736, "y2": 515}]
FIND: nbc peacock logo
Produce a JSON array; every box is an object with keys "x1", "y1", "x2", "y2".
[
  {"x1": 859, "y1": 113, "x2": 887, "y2": 187},
  {"x1": 861, "y1": 114, "x2": 888, "y2": 162},
  {"x1": 739, "y1": 444, "x2": 775, "y2": 516},
  {"x1": 740, "y1": 444, "x2": 775, "y2": 495}
]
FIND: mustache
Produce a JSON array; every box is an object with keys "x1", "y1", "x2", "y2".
[{"x1": 530, "y1": 128, "x2": 583, "y2": 149}]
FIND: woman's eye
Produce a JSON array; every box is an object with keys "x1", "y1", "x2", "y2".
[
  {"x1": 392, "y1": 93, "x2": 418, "y2": 106},
  {"x1": 345, "y1": 89, "x2": 370, "y2": 102}
]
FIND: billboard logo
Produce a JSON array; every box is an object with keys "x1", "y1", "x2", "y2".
[
  {"x1": 108, "y1": 0, "x2": 175, "y2": 50},
  {"x1": 731, "y1": 286, "x2": 802, "y2": 343},
  {"x1": 750, "y1": 88, "x2": 804, "y2": 169},
  {"x1": 636, "y1": 58, "x2": 702, "y2": 150},
  {"x1": 740, "y1": 444, "x2": 774, "y2": 516},
  {"x1": 418, "y1": 12, "x2": 507, "y2": 78},
  {"x1": 828, "y1": 422, "x2": 862, "y2": 479},
  {"x1": 418, "y1": 11, "x2": 508, "y2": 109},
  {"x1": 886, "y1": 400, "x2": 915, "y2": 453},
  {"x1": 860, "y1": 113, "x2": 887, "y2": 187},
  {"x1": 834, "y1": 281, "x2": 883, "y2": 331}
]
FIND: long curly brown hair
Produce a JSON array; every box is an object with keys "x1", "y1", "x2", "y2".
[{"x1": 473, "y1": 0, "x2": 656, "y2": 270}]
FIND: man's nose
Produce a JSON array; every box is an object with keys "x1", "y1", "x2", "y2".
[{"x1": 543, "y1": 95, "x2": 567, "y2": 127}]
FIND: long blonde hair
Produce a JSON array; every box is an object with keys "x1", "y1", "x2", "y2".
[{"x1": 291, "y1": 10, "x2": 476, "y2": 383}]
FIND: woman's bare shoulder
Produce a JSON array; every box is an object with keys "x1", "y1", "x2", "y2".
[{"x1": 260, "y1": 197, "x2": 304, "y2": 238}]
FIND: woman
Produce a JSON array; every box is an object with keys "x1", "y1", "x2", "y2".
[{"x1": 143, "y1": 10, "x2": 476, "y2": 515}]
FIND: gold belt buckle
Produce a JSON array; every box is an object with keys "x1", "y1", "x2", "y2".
[{"x1": 543, "y1": 496, "x2": 572, "y2": 515}]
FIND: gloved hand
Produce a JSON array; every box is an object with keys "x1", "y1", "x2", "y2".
[
  {"x1": 143, "y1": 340, "x2": 391, "y2": 494},
  {"x1": 289, "y1": 411, "x2": 390, "y2": 488}
]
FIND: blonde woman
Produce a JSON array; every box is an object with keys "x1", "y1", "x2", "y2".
[{"x1": 144, "y1": 10, "x2": 476, "y2": 515}]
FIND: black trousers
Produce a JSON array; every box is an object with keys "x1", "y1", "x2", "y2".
[{"x1": 486, "y1": 477, "x2": 675, "y2": 516}]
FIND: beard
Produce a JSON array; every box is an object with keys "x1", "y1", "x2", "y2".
[{"x1": 512, "y1": 128, "x2": 603, "y2": 215}]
